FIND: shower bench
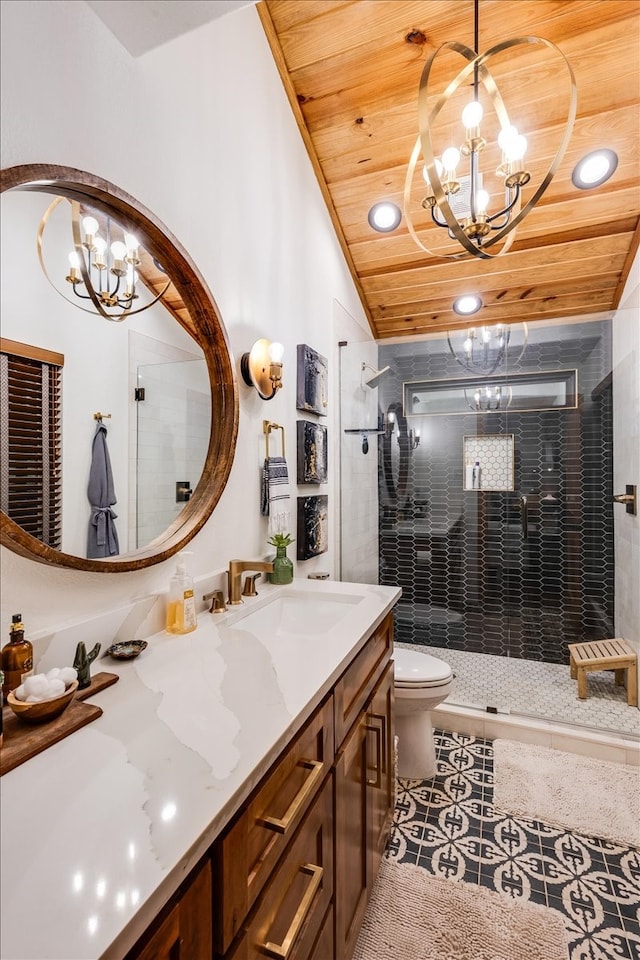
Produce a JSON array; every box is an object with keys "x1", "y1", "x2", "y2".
[{"x1": 568, "y1": 638, "x2": 638, "y2": 706}]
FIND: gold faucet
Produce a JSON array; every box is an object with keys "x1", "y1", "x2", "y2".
[{"x1": 227, "y1": 560, "x2": 274, "y2": 605}]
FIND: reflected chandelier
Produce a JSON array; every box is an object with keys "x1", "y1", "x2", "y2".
[
  {"x1": 464, "y1": 383, "x2": 512, "y2": 412},
  {"x1": 404, "y1": 0, "x2": 577, "y2": 260},
  {"x1": 38, "y1": 197, "x2": 170, "y2": 321},
  {"x1": 447, "y1": 321, "x2": 528, "y2": 375}
]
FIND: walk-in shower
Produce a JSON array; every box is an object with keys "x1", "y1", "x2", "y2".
[{"x1": 340, "y1": 317, "x2": 639, "y2": 738}]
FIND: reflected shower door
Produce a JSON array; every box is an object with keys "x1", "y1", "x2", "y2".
[{"x1": 135, "y1": 358, "x2": 210, "y2": 548}]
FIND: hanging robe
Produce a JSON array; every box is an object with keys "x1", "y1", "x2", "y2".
[{"x1": 87, "y1": 421, "x2": 119, "y2": 558}]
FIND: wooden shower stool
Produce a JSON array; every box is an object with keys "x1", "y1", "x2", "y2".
[{"x1": 568, "y1": 638, "x2": 637, "y2": 706}]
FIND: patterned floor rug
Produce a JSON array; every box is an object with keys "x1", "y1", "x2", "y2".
[
  {"x1": 493, "y1": 740, "x2": 640, "y2": 849},
  {"x1": 389, "y1": 731, "x2": 640, "y2": 960},
  {"x1": 352, "y1": 859, "x2": 568, "y2": 960}
]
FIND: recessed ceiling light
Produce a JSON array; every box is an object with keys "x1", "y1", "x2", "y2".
[
  {"x1": 572, "y1": 149, "x2": 618, "y2": 189},
  {"x1": 453, "y1": 294, "x2": 483, "y2": 316},
  {"x1": 367, "y1": 201, "x2": 402, "y2": 232}
]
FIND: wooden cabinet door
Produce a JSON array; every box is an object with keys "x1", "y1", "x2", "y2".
[
  {"x1": 227, "y1": 775, "x2": 333, "y2": 960},
  {"x1": 134, "y1": 906, "x2": 181, "y2": 960},
  {"x1": 128, "y1": 858, "x2": 212, "y2": 960},
  {"x1": 367, "y1": 661, "x2": 395, "y2": 886},
  {"x1": 334, "y1": 715, "x2": 369, "y2": 960}
]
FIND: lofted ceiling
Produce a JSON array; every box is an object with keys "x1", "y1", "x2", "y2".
[{"x1": 258, "y1": 0, "x2": 640, "y2": 340}]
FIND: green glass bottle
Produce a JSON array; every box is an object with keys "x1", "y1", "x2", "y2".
[{"x1": 270, "y1": 544, "x2": 294, "y2": 584}]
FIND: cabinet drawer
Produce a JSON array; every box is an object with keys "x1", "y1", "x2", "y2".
[
  {"x1": 226, "y1": 773, "x2": 334, "y2": 960},
  {"x1": 213, "y1": 696, "x2": 334, "y2": 954},
  {"x1": 334, "y1": 612, "x2": 393, "y2": 747}
]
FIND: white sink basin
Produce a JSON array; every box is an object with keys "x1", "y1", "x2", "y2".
[{"x1": 229, "y1": 590, "x2": 363, "y2": 638}]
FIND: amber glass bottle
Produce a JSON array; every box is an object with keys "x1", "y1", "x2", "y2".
[{"x1": 1, "y1": 614, "x2": 34, "y2": 697}]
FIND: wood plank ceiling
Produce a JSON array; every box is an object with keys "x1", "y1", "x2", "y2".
[{"x1": 258, "y1": 0, "x2": 640, "y2": 340}]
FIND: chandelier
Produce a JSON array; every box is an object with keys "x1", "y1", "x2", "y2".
[
  {"x1": 403, "y1": 0, "x2": 576, "y2": 260},
  {"x1": 447, "y1": 321, "x2": 528, "y2": 374},
  {"x1": 37, "y1": 197, "x2": 170, "y2": 321},
  {"x1": 464, "y1": 384, "x2": 512, "y2": 412}
]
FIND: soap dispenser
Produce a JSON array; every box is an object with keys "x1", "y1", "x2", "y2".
[
  {"x1": 1, "y1": 614, "x2": 34, "y2": 697},
  {"x1": 166, "y1": 552, "x2": 197, "y2": 635}
]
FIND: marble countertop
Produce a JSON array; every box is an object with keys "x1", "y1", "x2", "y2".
[{"x1": 0, "y1": 578, "x2": 400, "y2": 960}]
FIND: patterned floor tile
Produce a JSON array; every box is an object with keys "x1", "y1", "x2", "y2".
[{"x1": 388, "y1": 731, "x2": 640, "y2": 960}]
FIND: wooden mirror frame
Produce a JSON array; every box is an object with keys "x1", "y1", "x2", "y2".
[{"x1": 1, "y1": 163, "x2": 239, "y2": 572}]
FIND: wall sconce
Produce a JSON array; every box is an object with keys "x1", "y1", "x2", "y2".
[
  {"x1": 241, "y1": 339, "x2": 284, "y2": 400},
  {"x1": 385, "y1": 411, "x2": 396, "y2": 438},
  {"x1": 409, "y1": 428, "x2": 420, "y2": 451}
]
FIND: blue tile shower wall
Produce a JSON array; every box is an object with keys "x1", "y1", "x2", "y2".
[{"x1": 378, "y1": 321, "x2": 614, "y2": 663}]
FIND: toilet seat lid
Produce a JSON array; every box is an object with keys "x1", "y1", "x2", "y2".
[{"x1": 395, "y1": 648, "x2": 452, "y2": 685}]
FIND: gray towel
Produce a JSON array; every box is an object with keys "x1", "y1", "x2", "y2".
[
  {"x1": 261, "y1": 456, "x2": 291, "y2": 535},
  {"x1": 87, "y1": 421, "x2": 119, "y2": 558}
]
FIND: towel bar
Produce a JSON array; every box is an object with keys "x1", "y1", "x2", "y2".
[{"x1": 263, "y1": 420, "x2": 285, "y2": 458}]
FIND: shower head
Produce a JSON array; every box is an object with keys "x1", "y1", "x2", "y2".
[{"x1": 361, "y1": 362, "x2": 391, "y2": 389}]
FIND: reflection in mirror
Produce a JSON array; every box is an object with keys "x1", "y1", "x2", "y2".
[
  {"x1": 1, "y1": 164, "x2": 238, "y2": 573},
  {"x1": 404, "y1": 369, "x2": 578, "y2": 417},
  {"x1": 1, "y1": 190, "x2": 211, "y2": 558}
]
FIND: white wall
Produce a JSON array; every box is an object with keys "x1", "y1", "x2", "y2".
[
  {"x1": 0, "y1": 0, "x2": 372, "y2": 635},
  {"x1": 612, "y1": 248, "x2": 640, "y2": 683}
]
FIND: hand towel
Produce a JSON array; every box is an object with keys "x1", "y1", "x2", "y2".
[{"x1": 261, "y1": 456, "x2": 291, "y2": 535}]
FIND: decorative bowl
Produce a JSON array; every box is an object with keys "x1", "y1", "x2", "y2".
[
  {"x1": 7, "y1": 680, "x2": 79, "y2": 725},
  {"x1": 107, "y1": 640, "x2": 148, "y2": 661}
]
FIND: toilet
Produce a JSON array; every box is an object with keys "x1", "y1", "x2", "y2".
[{"x1": 394, "y1": 647, "x2": 453, "y2": 779}]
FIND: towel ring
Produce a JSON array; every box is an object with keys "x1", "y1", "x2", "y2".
[{"x1": 263, "y1": 420, "x2": 285, "y2": 458}]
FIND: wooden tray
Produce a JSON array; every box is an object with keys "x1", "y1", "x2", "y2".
[{"x1": 1, "y1": 671, "x2": 119, "y2": 776}]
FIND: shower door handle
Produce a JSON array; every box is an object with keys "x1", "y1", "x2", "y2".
[{"x1": 520, "y1": 495, "x2": 528, "y2": 540}]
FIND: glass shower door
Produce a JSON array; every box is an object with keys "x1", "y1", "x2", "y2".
[{"x1": 135, "y1": 358, "x2": 210, "y2": 548}]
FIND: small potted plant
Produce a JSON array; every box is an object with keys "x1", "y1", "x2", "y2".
[{"x1": 267, "y1": 532, "x2": 295, "y2": 584}]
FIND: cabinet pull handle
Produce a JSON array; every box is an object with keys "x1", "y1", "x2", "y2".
[
  {"x1": 369, "y1": 711, "x2": 387, "y2": 774},
  {"x1": 263, "y1": 862, "x2": 323, "y2": 959},
  {"x1": 365, "y1": 723, "x2": 382, "y2": 788},
  {"x1": 258, "y1": 759, "x2": 324, "y2": 834}
]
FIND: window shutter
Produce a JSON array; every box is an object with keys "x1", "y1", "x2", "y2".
[{"x1": 1, "y1": 345, "x2": 63, "y2": 549}]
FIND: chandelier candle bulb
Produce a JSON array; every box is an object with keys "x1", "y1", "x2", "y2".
[
  {"x1": 66, "y1": 250, "x2": 81, "y2": 283},
  {"x1": 81, "y1": 215, "x2": 99, "y2": 249},
  {"x1": 93, "y1": 236, "x2": 107, "y2": 268},
  {"x1": 109, "y1": 240, "x2": 127, "y2": 276},
  {"x1": 124, "y1": 233, "x2": 140, "y2": 264}
]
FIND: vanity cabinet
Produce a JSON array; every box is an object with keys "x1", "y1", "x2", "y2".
[
  {"x1": 334, "y1": 615, "x2": 395, "y2": 960},
  {"x1": 226, "y1": 773, "x2": 334, "y2": 960},
  {"x1": 213, "y1": 696, "x2": 335, "y2": 955},
  {"x1": 125, "y1": 612, "x2": 395, "y2": 960}
]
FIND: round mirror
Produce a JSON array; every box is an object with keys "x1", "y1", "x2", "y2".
[{"x1": 1, "y1": 164, "x2": 238, "y2": 572}]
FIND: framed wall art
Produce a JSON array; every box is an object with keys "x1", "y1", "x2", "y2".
[
  {"x1": 297, "y1": 494, "x2": 328, "y2": 559},
  {"x1": 296, "y1": 343, "x2": 328, "y2": 417},
  {"x1": 297, "y1": 420, "x2": 328, "y2": 484}
]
